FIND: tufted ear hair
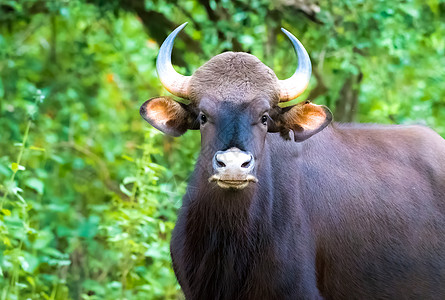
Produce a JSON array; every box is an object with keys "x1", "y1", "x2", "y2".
[
  {"x1": 140, "y1": 97, "x2": 199, "y2": 137},
  {"x1": 269, "y1": 101, "x2": 332, "y2": 142}
]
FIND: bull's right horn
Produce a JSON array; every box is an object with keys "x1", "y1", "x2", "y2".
[{"x1": 156, "y1": 22, "x2": 191, "y2": 99}]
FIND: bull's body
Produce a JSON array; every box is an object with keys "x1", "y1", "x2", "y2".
[
  {"x1": 171, "y1": 124, "x2": 445, "y2": 299},
  {"x1": 141, "y1": 23, "x2": 445, "y2": 299}
]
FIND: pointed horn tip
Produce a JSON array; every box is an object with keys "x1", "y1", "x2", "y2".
[
  {"x1": 280, "y1": 28, "x2": 303, "y2": 45},
  {"x1": 168, "y1": 22, "x2": 188, "y2": 36},
  {"x1": 178, "y1": 22, "x2": 188, "y2": 29}
]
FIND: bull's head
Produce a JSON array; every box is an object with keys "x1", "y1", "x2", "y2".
[{"x1": 141, "y1": 23, "x2": 332, "y2": 190}]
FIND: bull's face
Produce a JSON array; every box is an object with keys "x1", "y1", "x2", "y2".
[
  {"x1": 140, "y1": 23, "x2": 332, "y2": 190},
  {"x1": 198, "y1": 96, "x2": 270, "y2": 189}
]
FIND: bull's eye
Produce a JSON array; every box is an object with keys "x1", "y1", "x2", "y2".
[
  {"x1": 200, "y1": 114, "x2": 207, "y2": 125},
  {"x1": 261, "y1": 115, "x2": 268, "y2": 125}
]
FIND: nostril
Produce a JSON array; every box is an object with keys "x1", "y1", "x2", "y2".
[
  {"x1": 241, "y1": 161, "x2": 250, "y2": 168},
  {"x1": 213, "y1": 153, "x2": 227, "y2": 170},
  {"x1": 241, "y1": 155, "x2": 253, "y2": 168},
  {"x1": 216, "y1": 159, "x2": 226, "y2": 168}
]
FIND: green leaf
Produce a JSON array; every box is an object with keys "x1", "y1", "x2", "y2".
[
  {"x1": 25, "y1": 178, "x2": 44, "y2": 195},
  {"x1": 119, "y1": 183, "x2": 133, "y2": 197},
  {"x1": 29, "y1": 145, "x2": 46, "y2": 152}
]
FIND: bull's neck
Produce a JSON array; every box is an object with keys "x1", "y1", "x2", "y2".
[{"x1": 182, "y1": 145, "x2": 274, "y2": 296}]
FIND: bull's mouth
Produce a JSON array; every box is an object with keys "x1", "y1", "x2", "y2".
[{"x1": 208, "y1": 175, "x2": 258, "y2": 190}]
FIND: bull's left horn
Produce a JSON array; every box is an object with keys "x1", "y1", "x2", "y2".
[
  {"x1": 157, "y1": 22, "x2": 191, "y2": 99},
  {"x1": 278, "y1": 28, "x2": 312, "y2": 102}
]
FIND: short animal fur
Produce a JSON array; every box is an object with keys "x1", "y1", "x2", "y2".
[{"x1": 141, "y1": 24, "x2": 445, "y2": 299}]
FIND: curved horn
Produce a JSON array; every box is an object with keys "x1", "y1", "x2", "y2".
[
  {"x1": 156, "y1": 22, "x2": 191, "y2": 99},
  {"x1": 278, "y1": 28, "x2": 312, "y2": 102}
]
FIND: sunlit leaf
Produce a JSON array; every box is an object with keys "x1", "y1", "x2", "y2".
[{"x1": 25, "y1": 178, "x2": 44, "y2": 195}]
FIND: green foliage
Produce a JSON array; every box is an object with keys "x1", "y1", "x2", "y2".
[
  {"x1": 0, "y1": 0, "x2": 444, "y2": 299},
  {"x1": 0, "y1": 1, "x2": 196, "y2": 298}
]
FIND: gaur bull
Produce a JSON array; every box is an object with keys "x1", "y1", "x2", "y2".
[{"x1": 140, "y1": 23, "x2": 445, "y2": 299}]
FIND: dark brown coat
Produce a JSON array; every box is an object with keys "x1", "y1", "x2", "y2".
[{"x1": 141, "y1": 51, "x2": 445, "y2": 299}]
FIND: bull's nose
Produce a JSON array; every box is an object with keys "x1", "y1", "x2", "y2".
[
  {"x1": 212, "y1": 147, "x2": 254, "y2": 173},
  {"x1": 210, "y1": 148, "x2": 257, "y2": 189}
]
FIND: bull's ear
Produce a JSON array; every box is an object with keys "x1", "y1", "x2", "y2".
[
  {"x1": 269, "y1": 101, "x2": 332, "y2": 142},
  {"x1": 140, "y1": 97, "x2": 199, "y2": 137}
]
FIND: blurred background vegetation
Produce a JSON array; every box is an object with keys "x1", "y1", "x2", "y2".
[{"x1": 0, "y1": 0, "x2": 444, "y2": 299}]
